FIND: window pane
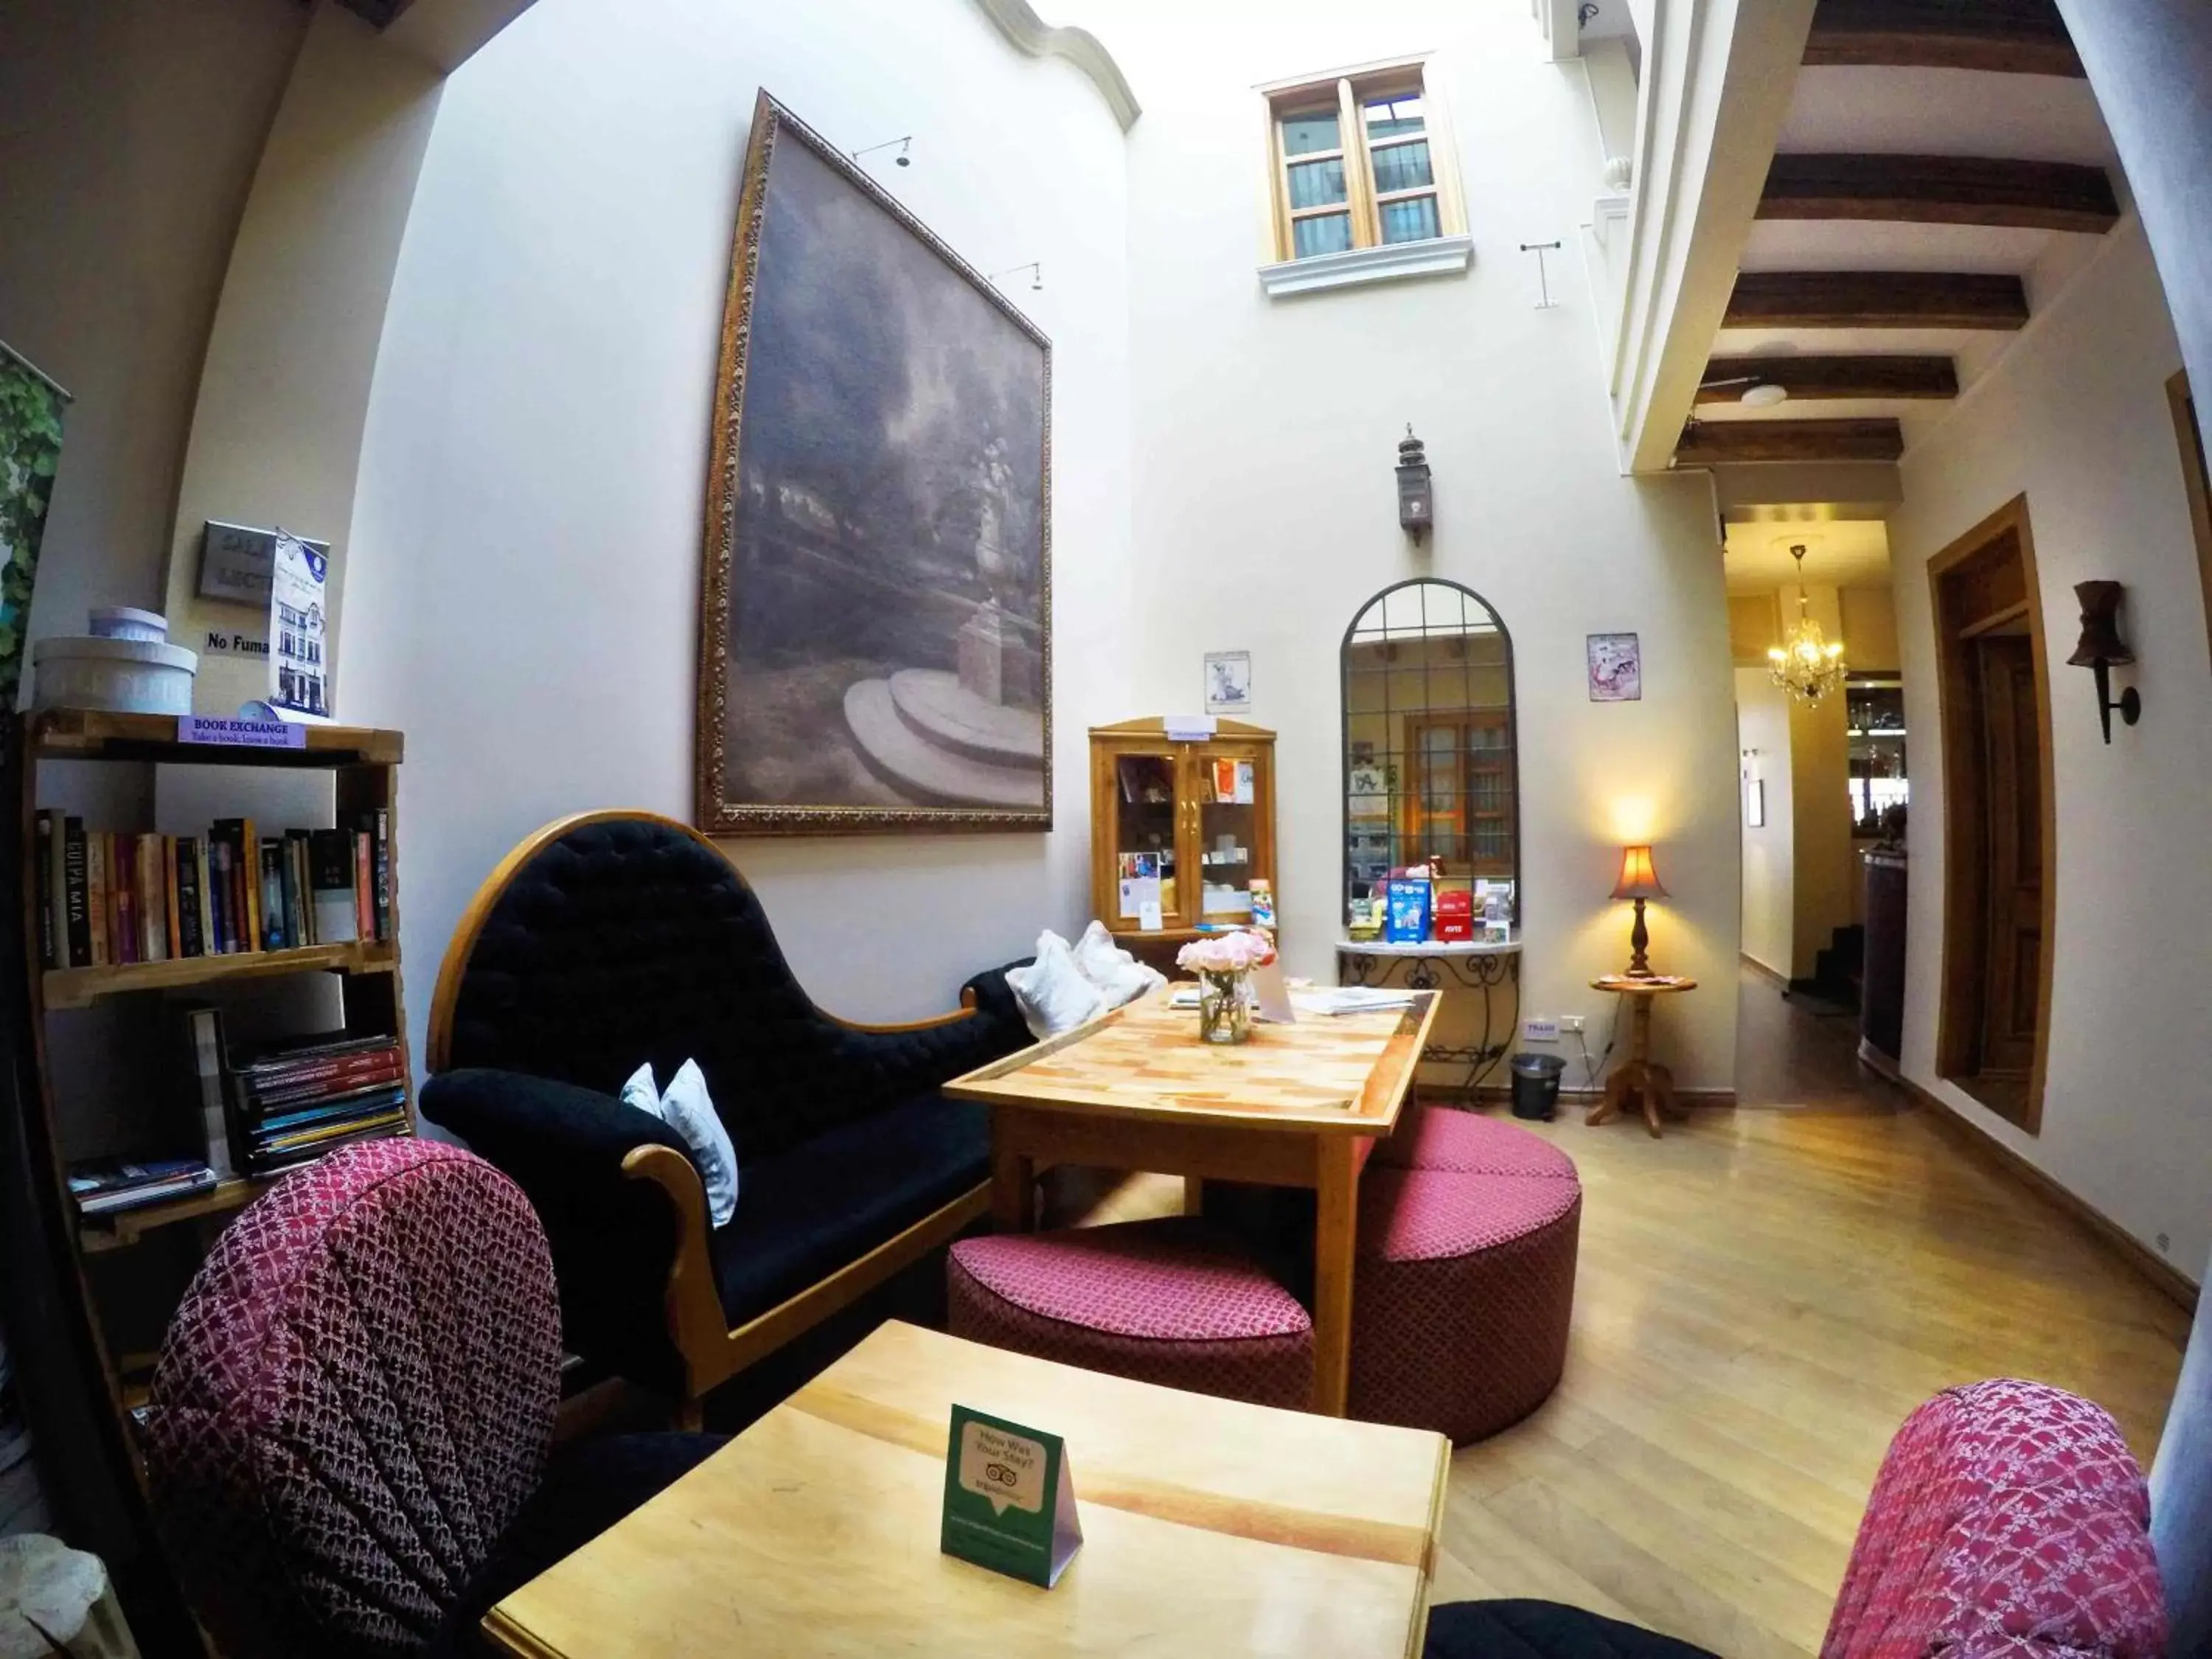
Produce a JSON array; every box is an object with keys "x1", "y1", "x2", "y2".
[
  {"x1": 1293, "y1": 212, "x2": 1353, "y2": 258},
  {"x1": 1379, "y1": 195, "x2": 1440, "y2": 245},
  {"x1": 1364, "y1": 93, "x2": 1426, "y2": 141},
  {"x1": 1371, "y1": 139, "x2": 1433, "y2": 195},
  {"x1": 1281, "y1": 111, "x2": 1341, "y2": 156},
  {"x1": 1287, "y1": 157, "x2": 1347, "y2": 209}
]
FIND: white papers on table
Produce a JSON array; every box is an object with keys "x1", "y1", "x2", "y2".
[
  {"x1": 1291, "y1": 987, "x2": 1418, "y2": 1016},
  {"x1": 1251, "y1": 959, "x2": 1295, "y2": 1023}
]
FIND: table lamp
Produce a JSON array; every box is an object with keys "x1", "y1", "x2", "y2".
[{"x1": 1610, "y1": 844, "x2": 1666, "y2": 978}]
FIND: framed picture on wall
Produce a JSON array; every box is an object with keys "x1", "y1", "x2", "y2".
[
  {"x1": 1203, "y1": 650, "x2": 1252, "y2": 714},
  {"x1": 695, "y1": 93, "x2": 1051, "y2": 834},
  {"x1": 1587, "y1": 632, "x2": 1642, "y2": 702}
]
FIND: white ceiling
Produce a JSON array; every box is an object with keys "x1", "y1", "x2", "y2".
[
  {"x1": 1777, "y1": 67, "x2": 2117, "y2": 167},
  {"x1": 1723, "y1": 521, "x2": 1892, "y2": 595}
]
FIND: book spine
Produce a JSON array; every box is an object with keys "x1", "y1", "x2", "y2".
[
  {"x1": 63, "y1": 818, "x2": 89, "y2": 968},
  {"x1": 240, "y1": 818, "x2": 262, "y2": 951},
  {"x1": 187, "y1": 1006, "x2": 235, "y2": 1180},
  {"x1": 283, "y1": 832, "x2": 308, "y2": 950},
  {"x1": 105, "y1": 834, "x2": 128, "y2": 967},
  {"x1": 139, "y1": 834, "x2": 165, "y2": 963},
  {"x1": 353, "y1": 829, "x2": 372, "y2": 942},
  {"x1": 372, "y1": 807, "x2": 391, "y2": 943},
  {"x1": 165, "y1": 835, "x2": 183, "y2": 960},
  {"x1": 84, "y1": 832, "x2": 108, "y2": 967},
  {"x1": 34, "y1": 813, "x2": 55, "y2": 970},
  {"x1": 114, "y1": 835, "x2": 138, "y2": 966},
  {"x1": 195, "y1": 838, "x2": 215, "y2": 959},
  {"x1": 209, "y1": 837, "x2": 232, "y2": 953},
  {"x1": 175, "y1": 840, "x2": 203, "y2": 958}
]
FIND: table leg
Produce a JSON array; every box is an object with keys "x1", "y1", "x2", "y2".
[
  {"x1": 1587, "y1": 1065, "x2": 1628, "y2": 1127},
  {"x1": 990, "y1": 1134, "x2": 1035, "y2": 1232},
  {"x1": 1183, "y1": 1175, "x2": 1206, "y2": 1217},
  {"x1": 1312, "y1": 1138, "x2": 1360, "y2": 1417}
]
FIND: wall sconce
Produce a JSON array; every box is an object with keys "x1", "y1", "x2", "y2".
[
  {"x1": 2067, "y1": 580, "x2": 2142, "y2": 745},
  {"x1": 1396, "y1": 426, "x2": 1432, "y2": 544}
]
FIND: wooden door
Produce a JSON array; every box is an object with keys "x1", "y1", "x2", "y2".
[{"x1": 1975, "y1": 636, "x2": 2042, "y2": 1075}]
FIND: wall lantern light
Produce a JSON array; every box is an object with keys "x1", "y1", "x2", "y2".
[
  {"x1": 1396, "y1": 425, "x2": 1432, "y2": 544},
  {"x1": 2067, "y1": 580, "x2": 2142, "y2": 745}
]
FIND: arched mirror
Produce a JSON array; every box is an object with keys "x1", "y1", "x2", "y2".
[{"x1": 1342, "y1": 579, "x2": 1519, "y2": 941}]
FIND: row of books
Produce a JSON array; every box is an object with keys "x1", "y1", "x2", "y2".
[
  {"x1": 186, "y1": 1009, "x2": 410, "y2": 1180},
  {"x1": 67, "y1": 1158, "x2": 220, "y2": 1216},
  {"x1": 33, "y1": 811, "x2": 392, "y2": 970}
]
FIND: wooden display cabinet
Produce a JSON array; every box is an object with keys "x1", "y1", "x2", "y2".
[{"x1": 1088, "y1": 717, "x2": 1276, "y2": 970}]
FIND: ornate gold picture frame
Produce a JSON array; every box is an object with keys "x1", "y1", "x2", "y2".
[{"x1": 695, "y1": 93, "x2": 1052, "y2": 834}]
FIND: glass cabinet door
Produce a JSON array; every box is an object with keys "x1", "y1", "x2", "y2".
[
  {"x1": 1107, "y1": 748, "x2": 1188, "y2": 930},
  {"x1": 1192, "y1": 743, "x2": 1267, "y2": 926}
]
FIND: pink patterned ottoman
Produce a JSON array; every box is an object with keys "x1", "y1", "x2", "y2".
[
  {"x1": 1374, "y1": 1103, "x2": 1578, "y2": 1178},
  {"x1": 1350, "y1": 1163, "x2": 1582, "y2": 1445},
  {"x1": 947, "y1": 1217, "x2": 1314, "y2": 1409}
]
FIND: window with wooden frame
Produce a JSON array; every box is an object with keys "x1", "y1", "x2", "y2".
[{"x1": 1262, "y1": 60, "x2": 1467, "y2": 267}]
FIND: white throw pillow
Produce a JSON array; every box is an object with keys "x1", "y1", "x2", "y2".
[
  {"x1": 1006, "y1": 931, "x2": 1109, "y2": 1038},
  {"x1": 618, "y1": 1058, "x2": 740, "y2": 1229},
  {"x1": 1071, "y1": 919, "x2": 1166, "y2": 1009}
]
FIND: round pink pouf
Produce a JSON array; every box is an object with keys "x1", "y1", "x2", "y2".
[
  {"x1": 1350, "y1": 1164, "x2": 1582, "y2": 1445},
  {"x1": 1373, "y1": 1103, "x2": 1577, "y2": 1179},
  {"x1": 948, "y1": 1217, "x2": 1313, "y2": 1409}
]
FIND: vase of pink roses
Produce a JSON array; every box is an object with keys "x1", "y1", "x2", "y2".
[{"x1": 1176, "y1": 928, "x2": 1276, "y2": 1045}]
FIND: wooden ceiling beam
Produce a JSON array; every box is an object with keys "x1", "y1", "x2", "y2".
[
  {"x1": 1804, "y1": 0, "x2": 2083, "y2": 77},
  {"x1": 1725, "y1": 271, "x2": 2030, "y2": 331},
  {"x1": 1761, "y1": 154, "x2": 2119, "y2": 233},
  {"x1": 1677, "y1": 419, "x2": 1906, "y2": 465},
  {"x1": 1699, "y1": 355, "x2": 1958, "y2": 404}
]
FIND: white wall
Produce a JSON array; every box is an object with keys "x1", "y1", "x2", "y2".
[
  {"x1": 1735, "y1": 668, "x2": 1792, "y2": 979},
  {"x1": 345, "y1": 0, "x2": 1133, "y2": 1036},
  {"x1": 1891, "y1": 213, "x2": 2211, "y2": 1282},
  {"x1": 0, "y1": 0, "x2": 305, "y2": 661},
  {"x1": 1114, "y1": 1, "x2": 1741, "y2": 1088}
]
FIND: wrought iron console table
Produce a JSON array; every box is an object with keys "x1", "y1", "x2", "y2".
[{"x1": 1335, "y1": 939, "x2": 1520, "y2": 1098}]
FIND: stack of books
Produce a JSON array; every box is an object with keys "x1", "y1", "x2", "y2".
[
  {"x1": 67, "y1": 1157, "x2": 220, "y2": 1217},
  {"x1": 32, "y1": 810, "x2": 393, "y2": 970},
  {"x1": 232, "y1": 1034, "x2": 410, "y2": 1178}
]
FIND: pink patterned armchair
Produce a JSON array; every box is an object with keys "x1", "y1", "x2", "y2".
[
  {"x1": 1426, "y1": 1379, "x2": 2166, "y2": 1659},
  {"x1": 143, "y1": 1138, "x2": 722, "y2": 1658}
]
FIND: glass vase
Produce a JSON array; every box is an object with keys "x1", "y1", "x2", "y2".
[{"x1": 1197, "y1": 968, "x2": 1252, "y2": 1045}]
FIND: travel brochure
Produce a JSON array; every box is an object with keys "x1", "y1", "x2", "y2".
[{"x1": 1351, "y1": 873, "x2": 1514, "y2": 946}]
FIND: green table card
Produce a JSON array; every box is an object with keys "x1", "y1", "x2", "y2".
[{"x1": 940, "y1": 1405, "x2": 1083, "y2": 1588}]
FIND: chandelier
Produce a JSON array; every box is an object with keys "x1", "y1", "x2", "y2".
[{"x1": 1768, "y1": 543, "x2": 1846, "y2": 704}]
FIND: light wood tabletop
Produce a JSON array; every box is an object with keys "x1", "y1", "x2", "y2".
[
  {"x1": 481, "y1": 1321, "x2": 1450, "y2": 1659},
  {"x1": 945, "y1": 987, "x2": 1439, "y2": 1416}
]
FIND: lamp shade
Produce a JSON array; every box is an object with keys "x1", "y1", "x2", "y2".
[
  {"x1": 2067, "y1": 580, "x2": 2135, "y2": 667},
  {"x1": 1610, "y1": 844, "x2": 1667, "y2": 902}
]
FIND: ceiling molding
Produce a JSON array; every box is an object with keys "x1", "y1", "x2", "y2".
[
  {"x1": 969, "y1": 0, "x2": 1140, "y2": 132},
  {"x1": 1725, "y1": 271, "x2": 2029, "y2": 330}
]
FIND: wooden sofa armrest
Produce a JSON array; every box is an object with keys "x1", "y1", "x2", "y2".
[
  {"x1": 818, "y1": 1005, "x2": 980, "y2": 1034},
  {"x1": 621, "y1": 1144, "x2": 729, "y2": 1422}
]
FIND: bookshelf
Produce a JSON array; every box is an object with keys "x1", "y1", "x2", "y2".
[{"x1": 1, "y1": 708, "x2": 411, "y2": 1654}]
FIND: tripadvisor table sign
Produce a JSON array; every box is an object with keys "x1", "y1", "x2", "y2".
[{"x1": 940, "y1": 1405, "x2": 1082, "y2": 1587}]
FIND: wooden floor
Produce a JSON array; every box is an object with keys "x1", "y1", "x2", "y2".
[{"x1": 1048, "y1": 973, "x2": 2189, "y2": 1659}]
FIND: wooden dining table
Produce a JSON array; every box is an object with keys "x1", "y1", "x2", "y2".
[
  {"x1": 480, "y1": 1321, "x2": 1450, "y2": 1658},
  {"x1": 944, "y1": 985, "x2": 1439, "y2": 1416}
]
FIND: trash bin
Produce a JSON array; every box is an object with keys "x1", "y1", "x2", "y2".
[{"x1": 1509, "y1": 1053, "x2": 1565, "y2": 1121}]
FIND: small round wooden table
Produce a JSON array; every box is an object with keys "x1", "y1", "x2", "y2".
[{"x1": 1587, "y1": 975, "x2": 1697, "y2": 1138}]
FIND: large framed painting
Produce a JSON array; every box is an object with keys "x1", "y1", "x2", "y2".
[{"x1": 695, "y1": 93, "x2": 1052, "y2": 834}]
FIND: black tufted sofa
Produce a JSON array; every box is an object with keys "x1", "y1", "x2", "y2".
[{"x1": 421, "y1": 812, "x2": 1030, "y2": 1410}]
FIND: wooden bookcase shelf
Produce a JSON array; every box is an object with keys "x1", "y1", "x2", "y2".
[
  {"x1": 44, "y1": 939, "x2": 399, "y2": 1010},
  {"x1": 4, "y1": 708, "x2": 412, "y2": 1654}
]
